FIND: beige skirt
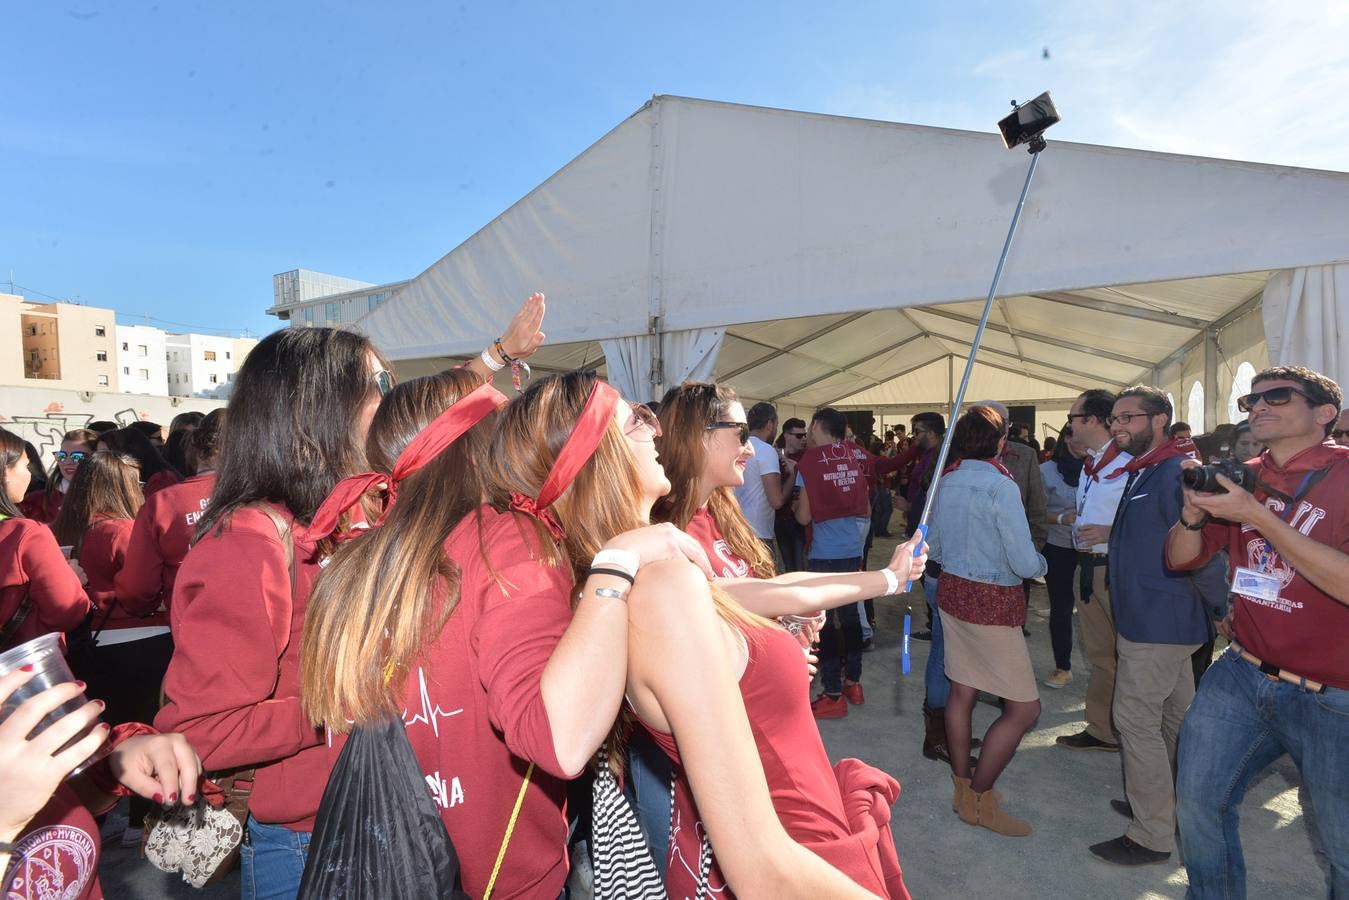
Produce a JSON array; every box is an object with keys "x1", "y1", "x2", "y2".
[{"x1": 940, "y1": 610, "x2": 1039, "y2": 703}]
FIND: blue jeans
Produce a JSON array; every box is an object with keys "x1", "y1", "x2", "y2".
[
  {"x1": 923, "y1": 575, "x2": 949, "y2": 708},
  {"x1": 241, "y1": 817, "x2": 311, "y2": 900},
  {"x1": 810, "y1": 556, "x2": 864, "y2": 693},
  {"x1": 1176, "y1": 651, "x2": 1349, "y2": 899},
  {"x1": 626, "y1": 730, "x2": 672, "y2": 879}
]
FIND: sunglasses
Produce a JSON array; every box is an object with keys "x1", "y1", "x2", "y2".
[
  {"x1": 623, "y1": 403, "x2": 662, "y2": 439},
  {"x1": 55, "y1": 451, "x2": 88, "y2": 463},
  {"x1": 1236, "y1": 385, "x2": 1318, "y2": 414},
  {"x1": 707, "y1": 421, "x2": 750, "y2": 445},
  {"x1": 372, "y1": 369, "x2": 394, "y2": 398},
  {"x1": 784, "y1": 431, "x2": 806, "y2": 439}
]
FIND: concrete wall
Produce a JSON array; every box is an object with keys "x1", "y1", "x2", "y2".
[{"x1": 0, "y1": 384, "x2": 223, "y2": 458}]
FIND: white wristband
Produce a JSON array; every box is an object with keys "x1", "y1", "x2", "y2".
[
  {"x1": 480, "y1": 346, "x2": 505, "y2": 372},
  {"x1": 592, "y1": 548, "x2": 640, "y2": 579},
  {"x1": 879, "y1": 567, "x2": 900, "y2": 596},
  {"x1": 1056, "y1": 513, "x2": 1064, "y2": 525}
]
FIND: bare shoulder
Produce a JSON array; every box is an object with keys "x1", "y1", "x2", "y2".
[{"x1": 629, "y1": 558, "x2": 715, "y2": 627}]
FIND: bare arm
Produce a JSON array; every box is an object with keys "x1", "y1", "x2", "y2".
[
  {"x1": 761, "y1": 471, "x2": 789, "y2": 510},
  {"x1": 794, "y1": 481, "x2": 812, "y2": 526},
  {"x1": 720, "y1": 534, "x2": 927, "y2": 616},
  {"x1": 461, "y1": 292, "x2": 547, "y2": 383},
  {"x1": 626, "y1": 561, "x2": 880, "y2": 900}
]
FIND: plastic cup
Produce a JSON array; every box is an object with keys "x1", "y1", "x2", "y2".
[
  {"x1": 0, "y1": 633, "x2": 109, "y2": 777},
  {"x1": 59, "y1": 545, "x2": 74, "y2": 559}
]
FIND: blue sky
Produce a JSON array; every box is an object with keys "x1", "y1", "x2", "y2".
[{"x1": 3, "y1": 1, "x2": 1346, "y2": 338}]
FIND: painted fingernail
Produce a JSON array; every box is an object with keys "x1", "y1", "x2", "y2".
[
  {"x1": 19, "y1": 664, "x2": 34, "y2": 672},
  {"x1": 93, "y1": 699, "x2": 105, "y2": 709},
  {"x1": 186, "y1": 793, "x2": 196, "y2": 804},
  {"x1": 99, "y1": 723, "x2": 111, "y2": 731},
  {"x1": 168, "y1": 792, "x2": 178, "y2": 804},
  {"x1": 75, "y1": 680, "x2": 86, "y2": 689},
  {"x1": 152, "y1": 792, "x2": 163, "y2": 804}
]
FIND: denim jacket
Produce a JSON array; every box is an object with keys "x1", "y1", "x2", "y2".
[{"x1": 928, "y1": 459, "x2": 1048, "y2": 585}]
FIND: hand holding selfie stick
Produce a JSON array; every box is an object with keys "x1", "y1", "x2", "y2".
[{"x1": 906, "y1": 93, "x2": 1061, "y2": 593}]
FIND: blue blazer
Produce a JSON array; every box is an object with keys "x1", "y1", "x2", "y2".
[{"x1": 1107, "y1": 456, "x2": 1212, "y2": 645}]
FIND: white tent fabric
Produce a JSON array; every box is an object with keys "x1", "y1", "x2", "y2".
[
  {"x1": 1262, "y1": 264, "x2": 1349, "y2": 391},
  {"x1": 599, "y1": 327, "x2": 725, "y2": 400},
  {"x1": 356, "y1": 96, "x2": 1349, "y2": 418}
]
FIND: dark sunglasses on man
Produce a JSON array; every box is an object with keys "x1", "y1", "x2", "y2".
[
  {"x1": 1235, "y1": 385, "x2": 1321, "y2": 414},
  {"x1": 54, "y1": 451, "x2": 88, "y2": 463},
  {"x1": 707, "y1": 421, "x2": 750, "y2": 445}
]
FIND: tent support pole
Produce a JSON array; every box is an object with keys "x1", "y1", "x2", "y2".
[
  {"x1": 1204, "y1": 327, "x2": 1219, "y2": 430},
  {"x1": 911, "y1": 141, "x2": 1046, "y2": 568}
]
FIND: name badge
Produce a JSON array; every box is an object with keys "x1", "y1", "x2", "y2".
[{"x1": 1232, "y1": 566, "x2": 1281, "y2": 603}]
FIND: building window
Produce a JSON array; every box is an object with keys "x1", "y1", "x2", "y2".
[
  {"x1": 26, "y1": 325, "x2": 37, "y2": 336},
  {"x1": 123, "y1": 366, "x2": 130, "y2": 375},
  {"x1": 95, "y1": 326, "x2": 106, "y2": 337},
  {"x1": 368, "y1": 292, "x2": 387, "y2": 312},
  {"x1": 96, "y1": 351, "x2": 108, "y2": 362},
  {"x1": 122, "y1": 342, "x2": 130, "y2": 351},
  {"x1": 173, "y1": 351, "x2": 179, "y2": 361},
  {"x1": 204, "y1": 350, "x2": 217, "y2": 361},
  {"x1": 1228, "y1": 362, "x2": 1257, "y2": 424},
  {"x1": 97, "y1": 374, "x2": 109, "y2": 386},
  {"x1": 226, "y1": 351, "x2": 231, "y2": 360},
  {"x1": 208, "y1": 374, "x2": 218, "y2": 384},
  {"x1": 137, "y1": 345, "x2": 148, "y2": 357},
  {"x1": 325, "y1": 303, "x2": 340, "y2": 323},
  {"x1": 138, "y1": 368, "x2": 150, "y2": 380},
  {"x1": 1187, "y1": 382, "x2": 1205, "y2": 433}
]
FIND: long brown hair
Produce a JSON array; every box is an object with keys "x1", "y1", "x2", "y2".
[
  {"x1": 652, "y1": 381, "x2": 775, "y2": 579},
  {"x1": 302, "y1": 369, "x2": 496, "y2": 730},
  {"x1": 0, "y1": 428, "x2": 28, "y2": 519},
  {"x1": 45, "y1": 428, "x2": 98, "y2": 509},
  {"x1": 51, "y1": 451, "x2": 144, "y2": 558}
]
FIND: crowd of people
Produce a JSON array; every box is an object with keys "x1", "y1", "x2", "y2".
[{"x1": 1, "y1": 287, "x2": 1345, "y2": 900}]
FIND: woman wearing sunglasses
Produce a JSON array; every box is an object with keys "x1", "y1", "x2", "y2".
[
  {"x1": 155, "y1": 296, "x2": 546, "y2": 899},
  {"x1": 0, "y1": 428, "x2": 92, "y2": 650},
  {"x1": 19, "y1": 429, "x2": 98, "y2": 524}
]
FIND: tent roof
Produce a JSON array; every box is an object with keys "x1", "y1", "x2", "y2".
[{"x1": 359, "y1": 95, "x2": 1349, "y2": 409}]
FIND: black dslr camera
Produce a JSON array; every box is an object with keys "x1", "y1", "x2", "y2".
[{"x1": 1182, "y1": 459, "x2": 1256, "y2": 493}]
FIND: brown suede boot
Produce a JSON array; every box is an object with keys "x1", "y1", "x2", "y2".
[
  {"x1": 971, "y1": 789, "x2": 1032, "y2": 837},
  {"x1": 951, "y1": 774, "x2": 976, "y2": 822}
]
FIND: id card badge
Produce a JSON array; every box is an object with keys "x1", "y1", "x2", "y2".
[{"x1": 1232, "y1": 566, "x2": 1281, "y2": 603}]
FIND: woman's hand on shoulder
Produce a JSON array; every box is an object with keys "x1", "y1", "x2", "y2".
[
  {"x1": 110, "y1": 733, "x2": 201, "y2": 806},
  {"x1": 0, "y1": 670, "x2": 109, "y2": 841},
  {"x1": 604, "y1": 523, "x2": 713, "y2": 579}
]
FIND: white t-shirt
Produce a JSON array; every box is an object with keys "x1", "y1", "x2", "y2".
[
  {"x1": 734, "y1": 434, "x2": 781, "y2": 539},
  {"x1": 1075, "y1": 442, "x2": 1132, "y2": 554}
]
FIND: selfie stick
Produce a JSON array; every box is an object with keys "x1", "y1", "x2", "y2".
[{"x1": 906, "y1": 96, "x2": 1058, "y2": 593}]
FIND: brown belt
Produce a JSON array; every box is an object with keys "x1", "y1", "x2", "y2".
[{"x1": 1228, "y1": 640, "x2": 1326, "y2": 693}]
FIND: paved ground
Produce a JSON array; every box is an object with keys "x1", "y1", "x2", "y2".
[{"x1": 99, "y1": 532, "x2": 1330, "y2": 899}]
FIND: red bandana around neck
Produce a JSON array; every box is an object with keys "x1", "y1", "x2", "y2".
[
  {"x1": 1104, "y1": 436, "x2": 1198, "y2": 479},
  {"x1": 509, "y1": 380, "x2": 621, "y2": 542},
  {"x1": 1082, "y1": 441, "x2": 1123, "y2": 481},
  {"x1": 303, "y1": 381, "x2": 508, "y2": 543}
]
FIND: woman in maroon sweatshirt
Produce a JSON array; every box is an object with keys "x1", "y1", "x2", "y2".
[
  {"x1": 115, "y1": 410, "x2": 224, "y2": 615},
  {"x1": 97, "y1": 427, "x2": 180, "y2": 499},
  {"x1": 157, "y1": 296, "x2": 547, "y2": 899},
  {"x1": 20, "y1": 428, "x2": 98, "y2": 524},
  {"x1": 0, "y1": 428, "x2": 90, "y2": 649},
  {"x1": 51, "y1": 451, "x2": 167, "y2": 730}
]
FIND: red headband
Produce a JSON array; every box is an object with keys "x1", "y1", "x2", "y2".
[
  {"x1": 509, "y1": 380, "x2": 621, "y2": 541},
  {"x1": 304, "y1": 381, "x2": 507, "y2": 543}
]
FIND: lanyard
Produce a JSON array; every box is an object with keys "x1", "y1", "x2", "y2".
[{"x1": 1254, "y1": 468, "x2": 1329, "y2": 572}]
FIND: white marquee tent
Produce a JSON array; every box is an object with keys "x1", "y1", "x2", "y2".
[{"x1": 357, "y1": 96, "x2": 1349, "y2": 436}]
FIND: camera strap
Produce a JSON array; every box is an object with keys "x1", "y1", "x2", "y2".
[{"x1": 1254, "y1": 466, "x2": 1331, "y2": 515}]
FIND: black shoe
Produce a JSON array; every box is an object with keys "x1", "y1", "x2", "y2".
[
  {"x1": 1110, "y1": 799, "x2": 1133, "y2": 819},
  {"x1": 1055, "y1": 730, "x2": 1120, "y2": 752},
  {"x1": 1088, "y1": 835, "x2": 1170, "y2": 866},
  {"x1": 861, "y1": 638, "x2": 875, "y2": 652},
  {"x1": 911, "y1": 630, "x2": 932, "y2": 642}
]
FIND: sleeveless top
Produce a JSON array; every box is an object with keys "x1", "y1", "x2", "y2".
[{"x1": 639, "y1": 625, "x2": 901, "y2": 898}]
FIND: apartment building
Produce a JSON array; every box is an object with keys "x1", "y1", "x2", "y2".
[
  {"x1": 115, "y1": 324, "x2": 169, "y2": 397},
  {"x1": 166, "y1": 333, "x2": 258, "y2": 400},
  {"x1": 1, "y1": 293, "x2": 120, "y2": 392},
  {"x1": 266, "y1": 268, "x2": 407, "y2": 328}
]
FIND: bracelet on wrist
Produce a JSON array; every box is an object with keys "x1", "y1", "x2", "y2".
[
  {"x1": 1180, "y1": 511, "x2": 1210, "y2": 531},
  {"x1": 480, "y1": 346, "x2": 505, "y2": 372},
  {"x1": 586, "y1": 566, "x2": 636, "y2": 586},
  {"x1": 493, "y1": 338, "x2": 516, "y2": 364},
  {"x1": 878, "y1": 567, "x2": 900, "y2": 596},
  {"x1": 589, "y1": 586, "x2": 628, "y2": 601},
  {"x1": 591, "y1": 548, "x2": 639, "y2": 579}
]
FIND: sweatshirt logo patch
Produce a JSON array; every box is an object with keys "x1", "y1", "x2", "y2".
[{"x1": 3, "y1": 824, "x2": 96, "y2": 900}]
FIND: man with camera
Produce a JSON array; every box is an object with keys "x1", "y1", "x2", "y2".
[
  {"x1": 1086, "y1": 386, "x2": 1210, "y2": 866},
  {"x1": 1167, "y1": 365, "x2": 1349, "y2": 899}
]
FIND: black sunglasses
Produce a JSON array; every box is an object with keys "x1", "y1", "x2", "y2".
[
  {"x1": 707, "y1": 422, "x2": 750, "y2": 445},
  {"x1": 784, "y1": 431, "x2": 806, "y2": 439},
  {"x1": 372, "y1": 369, "x2": 394, "y2": 397},
  {"x1": 1236, "y1": 385, "x2": 1318, "y2": 414},
  {"x1": 55, "y1": 451, "x2": 89, "y2": 463}
]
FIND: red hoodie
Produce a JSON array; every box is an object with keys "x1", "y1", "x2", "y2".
[
  {"x1": 0, "y1": 517, "x2": 90, "y2": 647},
  {"x1": 19, "y1": 486, "x2": 64, "y2": 524},
  {"x1": 796, "y1": 441, "x2": 871, "y2": 522},
  {"x1": 115, "y1": 472, "x2": 216, "y2": 614},
  {"x1": 1167, "y1": 440, "x2": 1349, "y2": 690},
  {"x1": 394, "y1": 506, "x2": 574, "y2": 898},
  {"x1": 79, "y1": 518, "x2": 168, "y2": 630},
  {"x1": 154, "y1": 503, "x2": 328, "y2": 830}
]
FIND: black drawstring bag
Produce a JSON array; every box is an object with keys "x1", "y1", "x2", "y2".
[{"x1": 298, "y1": 717, "x2": 469, "y2": 900}]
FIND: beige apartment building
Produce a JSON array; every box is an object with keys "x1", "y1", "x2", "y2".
[{"x1": 2, "y1": 293, "x2": 120, "y2": 392}]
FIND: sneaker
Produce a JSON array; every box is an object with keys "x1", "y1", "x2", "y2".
[
  {"x1": 910, "y1": 629, "x2": 932, "y2": 642},
  {"x1": 842, "y1": 680, "x2": 865, "y2": 705},
  {"x1": 1056, "y1": 730, "x2": 1120, "y2": 752},
  {"x1": 861, "y1": 638, "x2": 875, "y2": 652},
  {"x1": 1088, "y1": 835, "x2": 1170, "y2": 866},
  {"x1": 811, "y1": 694, "x2": 848, "y2": 719},
  {"x1": 1043, "y1": 669, "x2": 1073, "y2": 689}
]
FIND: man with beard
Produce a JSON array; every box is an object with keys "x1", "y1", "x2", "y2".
[{"x1": 1087, "y1": 386, "x2": 1210, "y2": 866}]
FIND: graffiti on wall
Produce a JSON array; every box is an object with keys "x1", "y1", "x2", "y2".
[{"x1": 1, "y1": 406, "x2": 148, "y2": 456}]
